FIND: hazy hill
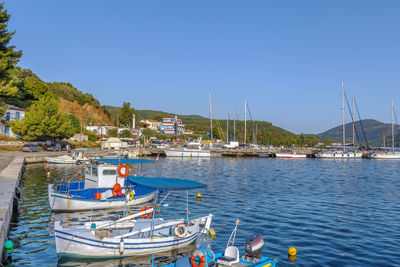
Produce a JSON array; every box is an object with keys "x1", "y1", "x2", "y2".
[
  {"x1": 105, "y1": 106, "x2": 296, "y2": 144},
  {"x1": 317, "y1": 119, "x2": 400, "y2": 146}
]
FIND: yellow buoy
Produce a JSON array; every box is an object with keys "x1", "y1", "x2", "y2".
[
  {"x1": 288, "y1": 247, "x2": 297, "y2": 257},
  {"x1": 209, "y1": 228, "x2": 216, "y2": 238},
  {"x1": 46, "y1": 171, "x2": 50, "y2": 178},
  {"x1": 197, "y1": 193, "x2": 202, "y2": 199}
]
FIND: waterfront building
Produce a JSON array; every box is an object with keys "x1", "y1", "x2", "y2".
[
  {"x1": 0, "y1": 104, "x2": 25, "y2": 137},
  {"x1": 86, "y1": 125, "x2": 117, "y2": 135},
  {"x1": 138, "y1": 119, "x2": 160, "y2": 131},
  {"x1": 159, "y1": 116, "x2": 185, "y2": 135}
]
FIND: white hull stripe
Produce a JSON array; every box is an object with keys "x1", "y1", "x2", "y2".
[
  {"x1": 55, "y1": 229, "x2": 197, "y2": 245},
  {"x1": 56, "y1": 233, "x2": 197, "y2": 250}
]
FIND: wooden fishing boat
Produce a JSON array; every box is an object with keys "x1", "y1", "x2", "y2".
[
  {"x1": 48, "y1": 158, "x2": 157, "y2": 211},
  {"x1": 55, "y1": 176, "x2": 212, "y2": 258}
]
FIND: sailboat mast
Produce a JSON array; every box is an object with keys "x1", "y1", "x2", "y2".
[
  {"x1": 342, "y1": 81, "x2": 345, "y2": 152},
  {"x1": 244, "y1": 99, "x2": 247, "y2": 145},
  {"x1": 234, "y1": 107, "x2": 237, "y2": 142},
  {"x1": 392, "y1": 98, "x2": 394, "y2": 151},
  {"x1": 209, "y1": 94, "x2": 213, "y2": 142},
  {"x1": 352, "y1": 96, "x2": 355, "y2": 145},
  {"x1": 226, "y1": 110, "x2": 229, "y2": 143}
]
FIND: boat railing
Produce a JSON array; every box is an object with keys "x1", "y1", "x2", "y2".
[{"x1": 113, "y1": 219, "x2": 184, "y2": 239}]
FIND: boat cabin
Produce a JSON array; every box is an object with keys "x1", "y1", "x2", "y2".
[{"x1": 84, "y1": 164, "x2": 125, "y2": 189}]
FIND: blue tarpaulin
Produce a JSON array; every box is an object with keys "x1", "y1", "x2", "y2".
[
  {"x1": 94, "y1": 158, "x2": 156, "y2": 164},
  {"x1": 127, "y1": 176, "x2": 206, "y2": 192}
]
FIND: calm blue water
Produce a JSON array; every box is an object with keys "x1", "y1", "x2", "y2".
[{"x1": 8, "y1": 158, "x2": 400, "y2": 266}]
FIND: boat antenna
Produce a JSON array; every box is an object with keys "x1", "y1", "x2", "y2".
[{"x1": 226, "y1": 218, "x2": 241, "y2": 248}]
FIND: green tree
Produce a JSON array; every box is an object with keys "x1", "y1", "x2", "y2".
[
  {"x1": 305, "y1": 136, "x2": 319, "y2": 147},
  {"x1": 10, "y1": 96, "x2": 74, "y2": 140},
  {"x1": 120, "y1": 102, "x2": 138, "y2": 127},
  {"x1": 107, "y1": 128, "x2": 118, "y2": 137},
  {"x1": 0, "y1": 4, "x2": 22, "y2": 97},
  {"x1": 323, "y1": 139, "x2": 332, "y2": 146},
  {"x1": 68, "y1": 114, "x2": 81, "y2": 133},
  {"x1": 120, "y1": 129, "x2": 132, "y2": 138},
  {"x1": 152, "y1": 115, "x2": 163, "y2": 122}
]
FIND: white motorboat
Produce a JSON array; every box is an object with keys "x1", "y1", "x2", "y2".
[
  {"x1": 275, "y1": 153, "x2": 307, "y2": 158},
  {"x1": 370, "y1": 151, "x2": 400, "y2": 159},
  {"x1": 315, "y1": 151, "x2": 362, "y2": 158},
  {"x1": 54, "y1": 176, "x2": 212, "y2": 258},
  {"x1": 48, "y1": 158, "x2": 157, "y2": 211},
  {"x1": 46, "y1": 150, "x2": 89, "y2": 164},
  {"x1": 164, "y1": 138, "x2": 210, "y2": 157},
  {"x1": 46, "y1": 154, "x2": 78, "y2": 164}
]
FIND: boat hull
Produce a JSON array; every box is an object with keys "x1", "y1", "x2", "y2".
[
  {"x1": 46, "y1": 156, "x2": 78, "y2": 164},
  {"x1": 370, "y1": 152, "x2": 400, "y2": 159},
  {"x1": 315, "y1": 152, "x2": 362, "y2": 158},
  {"x1": 48, "y1": 184, "x2": 156, "y2": 211},
  {"x1": 164, "y1": 149, "x2": 210, "y2": 157},
  {"x1": 275, "y1": 153, "x2": 307, "y2": 158},
  {"x1": 55, "y1": 216, "x2": 209, "y2": 258}
]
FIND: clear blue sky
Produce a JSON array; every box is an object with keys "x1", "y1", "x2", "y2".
[{"x1": 4, "y1": 0, "x2": 400, "y2": 134}]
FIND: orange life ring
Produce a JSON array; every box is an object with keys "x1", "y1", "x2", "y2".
[
  {"x1": 190, "y1": 250, "x2": 206, "y2": 267},
  {"x1": 118, "y1": 164, "x2": 130, "y2": 177},
  {"x1": 174, "y1": 223, "x2": 188, "y2": 238},
  {"x1": 139, "y1": 206, "x2": 152, "y2": 219}
]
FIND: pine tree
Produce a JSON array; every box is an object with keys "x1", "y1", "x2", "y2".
[
  {"x1": 0, "y1": 3, "x2": 22, "y2": 116},
  {"x1": 10, "y1": 96, "x2": 74, "y2": 140}
]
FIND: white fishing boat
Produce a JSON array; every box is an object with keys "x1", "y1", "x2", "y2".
[
  {"x1": 371, "y1": 99, "x2": 400, "y2": 159},
  {"x1": 48, "y1": 159, "x2": 157, "y2": 211},
  {"x1": 275, "y1": 153, "x2": 307, "y2": 158},
  {"x1": 316, "y1": 81, "x2": 362, "y2": 159},
  {"x1": 54, "y1": 176, "x2": 213, "y2": 258},
  {"x1": 164, "y1": 138, "x2": 210, "y2": 157}
]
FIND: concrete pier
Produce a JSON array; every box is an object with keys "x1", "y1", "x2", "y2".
[{"x1": 0, "y1": 155, "x2": 24, "y2": 261}]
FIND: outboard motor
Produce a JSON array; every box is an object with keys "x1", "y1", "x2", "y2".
[{"x1": 243, "y1": 233, "x2": 264, "y2": 262}]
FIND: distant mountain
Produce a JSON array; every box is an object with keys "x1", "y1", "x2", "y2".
[{"x1": 317, "y1": 119, "x2": 400, "y2": 146}]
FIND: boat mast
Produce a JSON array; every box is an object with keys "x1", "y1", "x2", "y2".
[
  {"x1": 352, "y1": 96, "x2": 355, "y2": 145},
  {"x1": 392, "y1": 98, "x2": 394, "y2": 151},
  {"x1": 226, "y1": 110, "x2": 229, "y2": 143},
  {"x1": 233, "y1": 109, "x2": 236, "y2": 142},
  {"x1": 244, "y1": 99, "x2": 247, "y2": 145},
  {"x1": 209, "y1": 94, "x2": 213, "y2": 143},
  {"x1": 342, "y1": 81, "x2": 345, "y2": 152}
]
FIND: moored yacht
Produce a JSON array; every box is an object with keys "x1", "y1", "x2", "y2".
[{"x1": 164, "y1": 138, "x2": 210, "y2": 157}]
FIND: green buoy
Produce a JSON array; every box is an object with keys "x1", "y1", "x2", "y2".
[{"x1": 4, "y1": 240, "x2": 13, "y2": 254}]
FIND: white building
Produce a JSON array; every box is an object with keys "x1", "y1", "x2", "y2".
[
  {"x1": 138, "y1": 119, "x2": 160, "y2": 131},
  {"x1": 86, "y1": 125, "x2": 117, "y2": 136},
  {"x1": 101, "y1": 137, "x2": 128, "y2": 150},
  {"x1": 0, "y1": 104, "x2": 25, "y2": 137},
  {"x1": 159, "y1": 116, "x2": 185, "y2": 135}
]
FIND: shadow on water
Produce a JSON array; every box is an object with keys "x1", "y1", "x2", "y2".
[{"x1": 8, "y1": 158, "x2": 400, "y2": 266}]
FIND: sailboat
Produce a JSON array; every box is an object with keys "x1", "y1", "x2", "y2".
[
  {"x1": 370, "y1": 99, "x2": 400, "y2": 159},
  {"x1": 316, "y1": 81, "x2": 363, "y2": 159}
]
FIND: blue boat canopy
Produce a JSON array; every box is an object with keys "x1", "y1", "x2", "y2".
[
  {"x1": 94, "y1": 158, "x2": 156, "y2": 164},
  {"x1": 127, "y1": 176, "x2": 206, "y2": 192}
]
